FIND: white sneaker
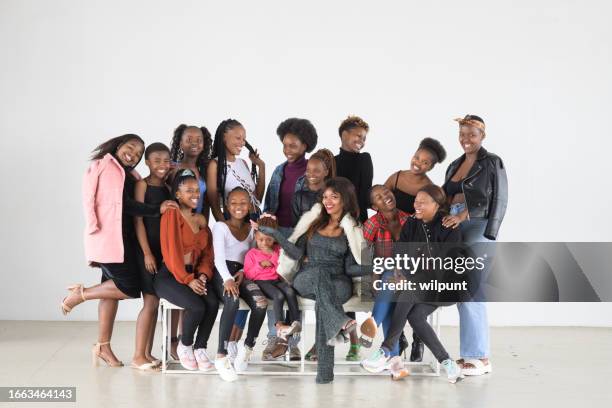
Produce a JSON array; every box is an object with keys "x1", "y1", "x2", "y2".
[
  {"x1": 360, "y1": 348, "x2": 390, "y2": 373},
  {"x1": 227, "y1": 341, "x2": 238, "y2": 363},
  {"x1": 215, "y1": 356, "x2": 238, "y2": 382},
  {"x1": 234, "y1": 342, "x2": 254, "y2": 373},
  {"x1": 176, "y1": 342, "x2": 197, "y2": 371},
  {"x1": 194, "y1": 348, "x2": 214, "y2": 372},
  {"x1": 441, "y1": 359, "x2": 464, "y2": 383}
]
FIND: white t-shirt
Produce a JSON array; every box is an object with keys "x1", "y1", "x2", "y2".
[{"x1": 212, "y1": 221, "x2": 255, "y2": 282}]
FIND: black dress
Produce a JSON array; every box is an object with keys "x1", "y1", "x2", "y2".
[
  {"x1": 100, "y1": 170, "x2": 160, "y2": 298},
  {"x1": 136, "y1": 183, "x2": 171, "y2": 295}
]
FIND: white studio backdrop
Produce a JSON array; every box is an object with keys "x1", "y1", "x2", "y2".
[{"x1": 0, "y1": 0, "x2": 611, "y2": 325}]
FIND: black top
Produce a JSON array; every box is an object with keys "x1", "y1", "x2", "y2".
[
  {"x1": 444, "y1": 179, "x2": 463, "y2": 197},
  {"x1": 143, "y1": 183, "x2": 172, "y2": 258},
  {"x1": 121, "y1": 168, "x2": 160, "y2": 242},
  {"x1": 335, "y1": 148, "x2": 373, "y2": 223},
  {"x1": 291, "y1": 188, "x2": 321, "y2": 227},
  {"x1": 391, "y1": 171, "x2": 416, "y2": 214}
]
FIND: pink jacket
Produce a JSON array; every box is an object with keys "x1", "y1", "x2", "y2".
[
  {"x1": 82, "y1": 153, "x2": 140, "y2": 265},
  {"x1": 243, "y1": 246, "x2": 281, "y2": 281}
]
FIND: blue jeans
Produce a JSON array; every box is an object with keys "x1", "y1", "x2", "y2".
[
  {"x1": 451, "y1": 202, "x2": 491, "y2": 359},
  {"x1": 371, "y1": 270, "x2": 399, "y2": 356}
]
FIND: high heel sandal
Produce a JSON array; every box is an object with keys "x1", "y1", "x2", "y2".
[
  {"x1": 61, "y1": 284, "x2": 85, "y2": 316},
  {"x1": 92, "y1": 342, "x2": 124, "y2": 367}
]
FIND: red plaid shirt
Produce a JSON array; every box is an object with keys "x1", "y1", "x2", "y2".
[{"x1": 363, "y1": 210, "x2": 411, "y2": 257}]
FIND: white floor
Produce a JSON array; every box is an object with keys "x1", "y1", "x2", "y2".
[{"x1": 1, "y1": 321, "x2": 611, "y2": 407}]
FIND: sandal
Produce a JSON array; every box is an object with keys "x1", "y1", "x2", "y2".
[
  {"x1": 460, "y1": 358, "x2": 492, "y2": 376},
  {"x1": 345, "y1": 344, "x2": 361, "y2": 361},
  {"x1": 61, "y1": 284, "x2": 85, "y2": 315},
  {"x1": 92, "y1": 341, "x2": 123, "y2": 367},
  {"x1": 305, "y1": 345, "x2": 318, "y2": 361},
  {"x1": 359, "y1": 316, "x2": 377, "y2": 348}
]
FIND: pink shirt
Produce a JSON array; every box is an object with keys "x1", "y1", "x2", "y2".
[{"x1": 243, "y1": 247, "x2": 281, "y2": 281}]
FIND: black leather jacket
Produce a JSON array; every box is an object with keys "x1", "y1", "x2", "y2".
[{"x1": 443, "y1": 147, "x2": 508, "y2": 240}]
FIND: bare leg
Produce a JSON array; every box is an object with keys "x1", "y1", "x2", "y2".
[
  {"x1": 63, "y1": 280, "x2": 129, "y2": 311},
  {"x1": 229, "y1": 325, "x2": 244, "y2": 342},
  {"x1": 145, "y1": 306, "x2": 159, "y2": 362},
  {"x1": 132, "y1": 294, "x2": 159, "y2": 366},
  {"x1": 97, "y1": 299, "x2": 122, "y2": 365}
]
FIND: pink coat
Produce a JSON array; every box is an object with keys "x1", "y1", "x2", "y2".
[{"x1": 82, "y1": 153, "x2": 140, "y2": 265}]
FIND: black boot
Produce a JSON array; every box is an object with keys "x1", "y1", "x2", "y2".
[
  {"x1": 410, "y1": 333, "x2": 424, "y2": 362},
  {"x1": 398, "y1": 331, "x2": 409, "y2": 357}
]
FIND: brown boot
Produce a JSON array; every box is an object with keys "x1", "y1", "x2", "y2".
[{"x1": 270, "y1": 337, "x2": 288, "y2": 360}]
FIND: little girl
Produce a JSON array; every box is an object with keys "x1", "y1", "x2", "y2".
[{"x1": 245, "y1": 215, "x2": 301, "y2": 339}]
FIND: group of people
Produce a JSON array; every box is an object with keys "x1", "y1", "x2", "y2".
[{"x1": 60, "y1": 114, "x2": 508, "y2": 384}]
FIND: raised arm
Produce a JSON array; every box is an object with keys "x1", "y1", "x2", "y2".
[{"x1": 259, "y1": 226, "x2": 306, "y2": 261}]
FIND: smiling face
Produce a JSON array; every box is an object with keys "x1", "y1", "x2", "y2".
[
  {"x1": 305, "y1": 158, "x2": 328, "y2": 189},
  {"x1": 410, "y1": 149, "x2": 435, "y2": 175},
  {"x1": 370, "y1": 185, "x2": 396, "y2": 212},
  {"x1": 180, "y1": 127, "x2": 204, "y2": 158},
  {"x1": 322, "y1": 187, "x2": 344, "y2": 218},
  {"x1": 116, "y1": 139, "x2": 144, "y2": 167},
  {"x1": 282, "y1": 133, "x2": 307, "y2": 163},
  {"x1": 224, "y1": 126, "x2": 246, "y2": 157},
  {"x1": 413, "y1": 191, "x2": 439, "y2": 222},
  {"x1": 459, "y1": 125, "x2": 485, "y2": 154},
  {"x1": 175, "y1": 178, "x2": 200, "y2": 210},
  {"x1": 255, "y1": 231, "x2": 275, "y2": 251},
  {"x1": 226, "y1": 189, "x2": 250, "y2": 221},
  {"x1": 145, "y1": 150, "x2": 171, "y2": 180},
  {"x1": 341, "y1": 127, "x2": 367, "y2": 153}
]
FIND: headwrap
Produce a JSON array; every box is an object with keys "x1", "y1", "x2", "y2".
[{"x1": 454, "y1": 116, "x2": 486, "y2": 135}]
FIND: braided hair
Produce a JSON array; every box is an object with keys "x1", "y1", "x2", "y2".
[
  {"x1": 212, "y1": 119, "x2": 259, "y2": 210},
  {"x1": 169, "y1": 124, "x2": 212, "y2": 178},
  {"x1": 309, "y1": 148, "x2": 336, "y2": 180}
]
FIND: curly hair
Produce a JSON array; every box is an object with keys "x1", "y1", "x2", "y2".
[
  {"x1": 276, "y1": 118, "x2": 318, "y2": 153},
  {"x1": 338, "y1": 115, "x2": 369, "y2": 137},
  {"x1": 418, "y1": 137, "x2": 447, "y2": 165},
  {"x1": 169, "y1": 124, "x2": 212, "y2": 179},
  {"x1": 309, "y1": 148, "x2": 336, "y2": 180},
  {"x1": 257, "y1": 215, "x2": 278, "y2": 230}
]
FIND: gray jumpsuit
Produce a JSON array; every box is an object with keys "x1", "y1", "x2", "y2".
[{"x1": 260, "y1": 226, "x2": 363, "y2": 383}]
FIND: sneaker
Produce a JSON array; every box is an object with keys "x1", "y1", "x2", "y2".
[
  {"x1": 361, "y1": 348, "x2": 389, "y2": 373},
  {"x1": 441, "y1": 359, "x2": 464, "y2": 383},
  {"x1": 194, "y1": 348, "x2": 214, "y2": 372},
  {"x1": 227, "y1": 341, "x2": 238, "y2": 363},
  {"x1": 176, "y1": 342, "x2": 197, "y2": 371},
  {"x1": 234, "y1": 342, "x2": 254, "y2": 373},
  {"x1": 388, "y1": 356, "x2": 410, "y2": 380},
  {"x1": 289, "y1": 345, "x2": 302, "y2": 361},
  {"x1": 261, "y1": 336, "x2": 278, "y2": 361},
  {"x1": 215, "y1": 356, "x2": 238, "y2": 382},
  {"x1": 270, "y1": 337, "x2": 288, "y2": 359}
]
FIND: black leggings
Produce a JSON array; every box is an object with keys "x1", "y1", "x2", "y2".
[
  {"x1": 154, "y1": 265, "x2": 219, "y2": 349},
  {"x1": 212, "y1": 262, "x2": 268, "y2": 354},
  {"x1": 382, "y1": 296, "x2": 450, "y2": 363},
  {"x1": 255, "y1": 279, "x2": 300, "y2": 324}
]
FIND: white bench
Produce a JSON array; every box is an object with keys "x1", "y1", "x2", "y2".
[{"x1": 159, "y1": 297, "x2": 441, "y2": 376}]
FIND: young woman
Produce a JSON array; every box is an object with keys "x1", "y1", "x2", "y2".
[
  {"x1": 211, "y1": 187, "x2": 268, "y2": 381},
  {"x1": 382, "y1": 137, "x2": 446, "y2": 361},
  {"x1": 260, "y1": 117, "x2": 317, "y2": 361},
  {"x1": 441, "y1": 114, "x2": 508, "y2": 376},
  {"x1": 61, "y1": 134, "x2": 177, "y2": 368},
  {"x1": 169, "y1": 124, "x2": 213, "y2": 217},
  {"x1": 384, "y1": 137, "x2": 446, "y2": 214},
  {"x1": 358, "y1": 185, "x2": 410, "y2": 358},
  {"x1": 206, "y1": 119, "x2": 265, "y2": 222},
  {"x1": 133, "y1": 143, "x2": 172, "y2": 369},
  {"x1": 255, "y1": 177, "x2": 368, "y2": 384},
  {"x1": 361, "y1": 185, "x2": 463, "y2": 383},
  {"x1": 154, "y1": 170, "x2": 219, "y2": 371},
  {"x1": 167, "y1": 124, "x2": 212, "y2": 359}
]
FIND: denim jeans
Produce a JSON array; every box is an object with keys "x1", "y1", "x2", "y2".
[
  {"x1": 451, "y1": 202, "x2": 491, "y2": 359},
  {"x1": 371, "y1": 270, "x2": 400, "y2": 356}
]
